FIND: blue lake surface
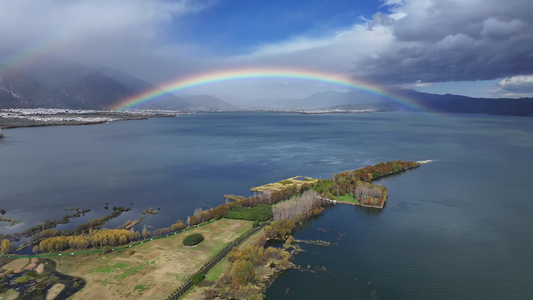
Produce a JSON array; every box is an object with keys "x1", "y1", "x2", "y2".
[{"x1": 1, "y1": 112, "x2": 532, "y2": 298}]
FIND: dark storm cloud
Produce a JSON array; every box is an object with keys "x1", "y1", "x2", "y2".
[{"x1": 357, "y1": 0, "x2": 533, "y2": 84}]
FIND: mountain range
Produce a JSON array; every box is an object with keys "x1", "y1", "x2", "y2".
[
  {"x1": 0, "y1": 62, "x2": 233, "y2": 110},
  {"x1": 269, "y1": 89, "x2": 533, "y2": 116},
  {"x1": 1, "y1": 62, "x2": 532, "y2": 116}
]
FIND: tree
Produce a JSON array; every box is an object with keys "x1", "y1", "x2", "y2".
[
  {"x1": 193, "y1": 207, "x2": 203, "y2": 217},
  {"x1": 191, "y1": 273, "x2": 205, "y2": 285},
  {"x1": 279, "y1": 257, "x2": 291, "y2": 269},
  {"x1": 228, "y1": 248, "x2": 243, "y2": 262},
  {"x1": 171, "y1": 220, "x2": 185, "y2": 232},
  {"x1": 0, "y1": 240, "x2": 12, "y2": 254},
  {"x1": 189, "y1": 215, "x2": 199, "y2": 226},
  {"x1": 230, "y1": 259, "x2": 255, "y2": 288},
  {"x1": 183, "y1": 233, "x2": 204, "y2": 246},
  {"x1": 32, "y1": 245, "x2": 40, "y2": 254},
  {"x1": 142, "y1": 225, "x2": 151, "y2": 239},
  {"x1": 264, "y1": 219, "x2": 295, "y2": 240},
  {"x1": 283, "y1": 235, "x2": 294, "y2": 249}
]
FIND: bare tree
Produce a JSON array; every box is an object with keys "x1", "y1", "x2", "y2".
[
  {"x1": 258, "y1": 190, "x2": 273, "y2": 205},
  {"x1": 273, "y1": 190, "x2": 324, "y2": 222},
  {"x1": 354, "y1": 183, "x2": 382, "y2": 199},
  {"x1": 193, "y1": 207, "x2": 203, "y2": 216}
]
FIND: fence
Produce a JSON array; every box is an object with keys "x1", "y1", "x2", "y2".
[{"x1": 167, "y1": 222, "x2": 267, "y2": 300}]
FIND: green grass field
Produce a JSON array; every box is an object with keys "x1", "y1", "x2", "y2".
[{"x1": 335, "y1": 194, "x2": 360, "y2": 204}]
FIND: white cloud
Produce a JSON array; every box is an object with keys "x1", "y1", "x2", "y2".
[
  {"x1": 401, "y1": 80, "x2": 434, "y2": 88},
  {"x1": 389, "y1": 12, "x2": 407, "y2": 21},
  {"x1": 499, "y1": 75, "x2": 533, "y2": 86},
  {"x1": 245, "y1": 38, "x2": 331, "y2": 57},
  {"x1": 0, "y1": 0, "x2": 206, "y2": 44},
  {"x1": 497, "y1": 75, "x2": 533, "y2": 93},
  {"x1": 380, "y1": 0, "x2": 403, "y2": 7},
  {"x1": 232, "y1": 23, "x2": 396, "y2": 74}
]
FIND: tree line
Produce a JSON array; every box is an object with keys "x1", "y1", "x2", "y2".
[
  {"x1": 38, "y1": 229, "x2": 133, "y2": 253},
  {"x1": 352, "y1": 160, "x2": 420, "y2": 182},
  {"x1": 225, "y1": 204, "x2": 273, "y2": 222}
]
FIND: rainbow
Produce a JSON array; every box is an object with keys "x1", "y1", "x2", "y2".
[{"x1": 113, "y1": 67, "x2": 427, "y2": 111}]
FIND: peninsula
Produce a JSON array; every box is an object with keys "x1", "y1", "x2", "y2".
[{"x1": 0, "y1": 160, "x2": 423, "y2": 299}]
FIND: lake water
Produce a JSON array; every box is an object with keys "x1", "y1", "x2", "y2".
[{"x1": 1, "y1": 112, "x2": 532, "y2": 298}]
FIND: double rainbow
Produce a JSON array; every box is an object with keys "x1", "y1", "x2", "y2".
[{"x1": 113, "y1": 67, "x2": 426, "y2": 111}]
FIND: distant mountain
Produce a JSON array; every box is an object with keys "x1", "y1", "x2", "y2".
[
  {"x1": 179, "y1": 95, "x2": 235, "y2": 110},
  {"x1": 272, "y1": 90, "x2": 400, "y2": 110},
  {"x1": 97, "y1": 67, "x2": 191, "y2": 110},
  {"x1": 19, "y1": 61, "x2": 136, "y2": 109},
  {"x1": 0, "y1": 62, "x2": 190, "y2": 110},
  {"x1": 0, "y1": 64, "x2": 70, "y2": 108},
  {"x1": 279, "y1": 91, "x2": 346, "y2": 108},
  {"x1": 273, "y1": 89, "x2": 533, "y2": 116},
  {"x1": 395, "y1": 89, "x2": 533, "y2": 116}
]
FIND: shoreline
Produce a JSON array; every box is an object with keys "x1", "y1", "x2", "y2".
[{"x1": 0, "y1": 108, "x2": 183, "y2": 130}]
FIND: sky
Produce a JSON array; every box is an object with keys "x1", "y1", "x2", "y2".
[{"x1": 1, "y1": 0, "x2": 532, "y2": 102}]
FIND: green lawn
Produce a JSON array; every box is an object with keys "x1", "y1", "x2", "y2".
[
  {"x1": 205, "y1": 257, "x2": 228, "y2": 282},
  {"x1": 225, "y1": 204, "x2": 272, "y2": 222},
  {"x1": 335, "y1": 194, "x2": 360, "y2": 204}
]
